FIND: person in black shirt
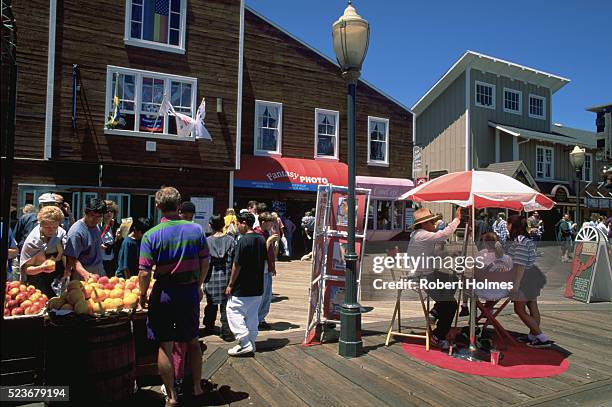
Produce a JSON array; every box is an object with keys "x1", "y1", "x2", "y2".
[{"x1": 225, "y1": 212, "x2": 266, "y2": 356}]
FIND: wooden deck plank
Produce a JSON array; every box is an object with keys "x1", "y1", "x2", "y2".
[
  {"x1": 512, "y1": 378, "x2": 612, "y2": 407},
  {"x1": 280, "y1": 345, "x2": 389, "y2": 407},
  {"x1": 361, "y1": 336, "x2": 501, "y2": 406},
  {"x1": 255, "y1": 347, "x2": 354, "y2": 407},
  {"x1": 230, "y1": 355, "x2": 308, "y2": 407},
  {"x1": 213, "y1": 360, "x2": 271, "y2": 406},
  {"x1": 304, "y1": 344, "x2": 423, "y2": 407}
]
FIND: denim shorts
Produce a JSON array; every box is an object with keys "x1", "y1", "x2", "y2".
[{"x1": 147, "y1": 281, "x2": 200, "y2": 342}]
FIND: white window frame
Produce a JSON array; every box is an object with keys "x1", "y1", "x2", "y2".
[
  {"x1": 104, "y1": 65, "x2": 197, "y2": 142},
  {"x1": 582, "y1": 153, "x2": 593, "y2": 182},
  {"x1": 254, "y1": 100, "x2": 283, "y2": 156},
  {"x1": 503, "y1": 88, "x2": 522, "y2": 115},
  {"x1": 123, "y1": 0, "x2": 187, "y2": 54},
  {"x1": 314, "y1": 108, "x2": 339, "y2": 160},
  {"x1": 535, "y1": 145, "x2": 554, "y2": 180},
  {"x1": 367, "y1": 116, "x2": 390, "y2": 167},
  {"x1": 528, "y1": 94, "x2": 546, "y2": 120},
  {"x1": 474, "y1": 81, "x2": 496, "y2": 110}
]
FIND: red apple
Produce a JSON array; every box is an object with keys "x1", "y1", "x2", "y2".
[
  {"x1": 104, "y1": 283, "x2": 114, "y2": 291},
  {"x1": 4, "y1": 308, "x2": 9, "y2": 316},
  {"x1": 6, "y1": 299, "x2": 18, "y2": 309},
  {"x1": 5, "y1": 294, "x2": 10, "y2": 303},
  {"x1": 8, "y1": 281, "x2": 20, "y2": 289},
  {"x1": 25, "y1": 304, "x2": 41, "y2": 315},
  {"x1": 11, "y1": 307, "x2": 24, "y2": 316},
  {"x1": 98, "y1": 276, "x2": 109, "y2": 285},
  {"x1": 15, "y1": 293, "x2": 27, "y2": 303}
]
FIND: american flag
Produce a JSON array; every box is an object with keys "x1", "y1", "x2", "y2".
[{"x1": 154, "y1": 0, "x2": 169, "y2": 43}]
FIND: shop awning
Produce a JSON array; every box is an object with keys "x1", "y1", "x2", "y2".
[
  {"x1": 235, "y1": 156, "x2": 347, "y2": 192},
  {"x1": 356, "y1": 176, "x2": 414, "y2": 200}
]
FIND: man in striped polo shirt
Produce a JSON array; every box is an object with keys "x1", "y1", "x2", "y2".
[{"x1": 139, "y1": 187, "x2": 210, "y2": 405}]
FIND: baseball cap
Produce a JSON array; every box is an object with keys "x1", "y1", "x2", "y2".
[{"x1": 38, "y1": 193, "x2": 57, "y2": 204}]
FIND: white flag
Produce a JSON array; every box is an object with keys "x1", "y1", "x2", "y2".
[
  {"x1": 174, "y1": 111, "x2": 196, "y2": 137},
  {"x1": 194, "y1": 99, "x2": 212, "y2": 140},
  {"x1": 159, "y1": 97, "x2": 174, "y2": 117}
]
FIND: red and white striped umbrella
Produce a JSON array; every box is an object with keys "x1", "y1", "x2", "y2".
[{"x1": 399, "y1": 170, "x2": 555, "y2": 211}]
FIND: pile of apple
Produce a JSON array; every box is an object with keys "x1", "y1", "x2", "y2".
[
  {"x1": 4, "y1": 281, "x2": 49, "y2": 316},
  {"x1": 47, "y1": 275, "x2": 152, "y2": 315}
]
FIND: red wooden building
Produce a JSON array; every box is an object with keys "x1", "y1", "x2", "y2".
[{"x1": 10, "y1": 1, "x2": 413, "y2": 240}]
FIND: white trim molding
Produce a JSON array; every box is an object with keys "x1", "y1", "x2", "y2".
[
  {"x1": 474, "y1": 80, "x2": 496, "y2": 110},
  {"x1": 367, "y1": 116, "x2": 390, "y2": 167},
  {"x1": 314, "y1": 108, "x2": 340, "y2": 160},
  {"x1": 253, "y1": 100, "x2": 283, "y2": 156},
  {"x1": 123, "y1": 0, "x2": 188, "y2": 54},
  {"x1": 503, "y1": 87, "x2": 522, "y2": 115},
  {"x1": 44, "y1": 0, "x2": 58, "y2": 160},
  {"x1": 235, "y1": 0, "x2": 245, "y2": 170},
  {"x1": 528, "y1": 94, "x2": 546, "y2": 120}
]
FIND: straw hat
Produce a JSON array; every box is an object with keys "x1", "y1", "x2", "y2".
[{"x1": 412, "y1": 208, "x2": 441, "y2": 226}]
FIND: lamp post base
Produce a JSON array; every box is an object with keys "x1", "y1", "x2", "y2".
[{"x1": 339, "y1": 303, "x2": 362, "y2": 358}]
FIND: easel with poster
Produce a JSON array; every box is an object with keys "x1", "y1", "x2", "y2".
[
  {"x1": 564, "y1": 226, "x2": 612, "y2": 303},
  {"x1": 303, "y1": 184, "x2": 371, "y2": 345}
]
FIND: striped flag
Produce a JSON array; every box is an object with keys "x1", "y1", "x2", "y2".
[{"x1": 154, "y1": 0, "x2": 169, "y2": 43}]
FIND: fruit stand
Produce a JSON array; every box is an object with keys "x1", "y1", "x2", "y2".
[{"x1": 2, "y1": 276, "x2": 159, "y2": 403}]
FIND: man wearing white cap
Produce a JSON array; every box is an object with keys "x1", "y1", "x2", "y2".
[
  {"x1": 13, "y1": 193, "x2": 58, "y2": 252},
  {"x1": 406, "y1": 206, "x2": 462, "y2": 350}
]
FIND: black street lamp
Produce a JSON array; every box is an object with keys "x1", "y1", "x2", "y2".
[
  {"x1": 332, "y1": 1, "x2": 369, "y2": 358},
  {"x1": 570, "y1": 146, "x2": 586, "y2": 226}
]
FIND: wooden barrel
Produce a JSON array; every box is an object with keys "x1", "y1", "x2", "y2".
[
  {"x1": 84, "y1": 318, "x2": 136, "y2": 402},
  {"x1": 45, "y1": 315, "x2": 136, "y2": 404}
]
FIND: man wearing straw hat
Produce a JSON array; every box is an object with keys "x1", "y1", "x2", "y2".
[{"x1": 407, "y1": 207, "x2": 462, "y2": 350}]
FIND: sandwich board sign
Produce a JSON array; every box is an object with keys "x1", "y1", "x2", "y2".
[{"x1": 564, "y1": 226, "x2": 612, "y2": 303}]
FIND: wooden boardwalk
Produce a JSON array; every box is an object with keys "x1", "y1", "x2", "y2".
[{"x1": 131, "y1": 302, "x2": 612, "y2": 407}]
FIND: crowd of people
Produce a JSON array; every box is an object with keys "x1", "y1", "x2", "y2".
[{"x1": 4, "y1": 188, "x2": 318, "y2": 405}]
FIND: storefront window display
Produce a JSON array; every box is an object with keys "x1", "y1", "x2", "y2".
[{"x1": 368, "y1": 199, "x2": 405, "y2": 231}]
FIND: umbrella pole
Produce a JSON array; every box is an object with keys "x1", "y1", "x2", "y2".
[{"x1": 469, "y1": 204, "x2": 477, "y2": 355}]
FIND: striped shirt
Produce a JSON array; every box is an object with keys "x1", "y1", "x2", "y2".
[
  {"x1": 494, "y1": 219, "x2": 508, "y2": 242},
  {"x1": 139, "y1": 217, "x2": 209, "y2": 282},
  {"x1": 508, "y1": 235, "x2": 536, "y2": 267}
]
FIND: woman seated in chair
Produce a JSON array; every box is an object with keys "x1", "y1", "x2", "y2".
[{"x1": 474, "y1": 232, "x2": 513, "y2": 305}]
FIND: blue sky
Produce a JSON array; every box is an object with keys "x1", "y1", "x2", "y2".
[{"x1": 246, "y1": 0, "x2": 611, "y2": 131}]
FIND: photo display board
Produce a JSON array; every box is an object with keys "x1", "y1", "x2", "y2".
[{"x1": 304, "y1": 184, "x2": 370, "y2": 345}]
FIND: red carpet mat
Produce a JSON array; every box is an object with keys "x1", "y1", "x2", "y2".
[{"x1": 401, "y1": 340, "x2": 569, "y2": 378}]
